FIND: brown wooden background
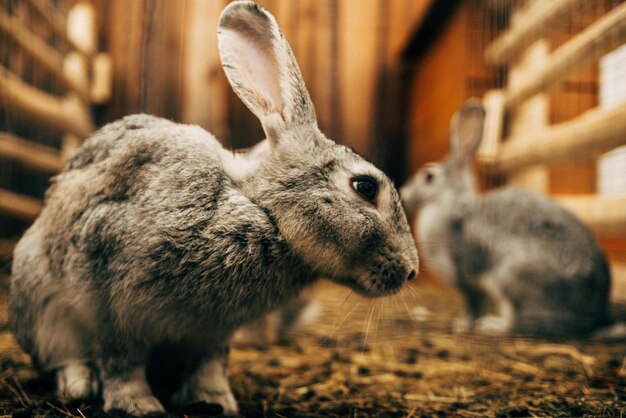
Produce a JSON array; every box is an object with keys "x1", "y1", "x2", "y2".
[
  {"x1": 93, "y1": 0, "x2": 432, "y2": 182},
  {"x1": 2, "y1": 0, "x2": 625, "y2": 298}
]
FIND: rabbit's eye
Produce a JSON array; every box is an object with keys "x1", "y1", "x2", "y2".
[
  {"x1": 424, "y1": 171, "x2": 435, "y2": 183},
  {"x1": 352, "y1": 176, "x2": 378, "y2": 203}
]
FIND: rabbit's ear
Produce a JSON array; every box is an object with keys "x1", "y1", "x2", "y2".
[
  {"x1": 218, "y1": 1, "x2": 316, "y2": 143},
  {"x1": 449, "y1": 98, "x2": 485, "y2": 167}
]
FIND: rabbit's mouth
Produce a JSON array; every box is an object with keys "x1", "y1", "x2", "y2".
[{"x1": 333, "y1": 267, "x2": 409, "y2": 298}]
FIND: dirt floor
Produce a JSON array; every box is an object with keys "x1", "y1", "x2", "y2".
[{"x1": 0, "y1": 272, "x2": 625, "y2": 418}]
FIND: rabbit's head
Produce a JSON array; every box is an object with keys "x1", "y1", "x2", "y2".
[
  {"x1": 401, "y1": 99, "x2": 485, "y2": 212},
  {"x1": 219, "y1": 1, "x2": 418, "y2": 297}
]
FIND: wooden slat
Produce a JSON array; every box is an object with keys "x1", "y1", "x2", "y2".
[
  {"x1": 556, "y1": 194, "x2": 626, "y2": 237},
  {"x1": 0, "y1": 132, "x2": 64, "y2": 173},
  {"x1": 25, "y1": 0, "x2": 93, "y2": 57},
  {"x1": 485, "y1": 0, "x2": 584, "y2": 65},
  {"x1": 503, "y1": 2, "x2": 626, "y2": 110},
  {"x1": 0, "y1": 189, "x2": 42, "y2": 220},
  {"x1": 0, "y1": 66, "x2": 93, "y2": 138},
  {"x1": 497, "y1": 101, "x2": 626, "y2": 172},
  {"x1": 0, "y1": 7, "x2": 90, "y2": 102}
]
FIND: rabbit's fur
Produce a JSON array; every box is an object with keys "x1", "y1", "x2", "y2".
[
  {"x1": 401, "y1": 99, "x2": 612, "y2": 337},
  {"x1": 9, "y1": 2, "x2": 418, "y2": 416}
]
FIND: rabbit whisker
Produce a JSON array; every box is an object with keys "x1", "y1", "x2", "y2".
[
  {"x1": 361, "y1": 302, "x2": 376, "y2": 352},
  {"x1": 320, "y1": 295, "x2": 360, "y2": 346}
]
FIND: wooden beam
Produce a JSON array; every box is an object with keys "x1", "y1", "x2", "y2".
[
  {"x1": 0, "y1": 189, "x2": 42, "y2": 220},
  {"x1": 0, "y1": 7, "x2": 91, "y2": 102},
  {"x1": 0, "y1": 132, "x2": 64, "y2": 173},
  {"x1": 556, "y1": 194, "x2": 626, "y2": 237},
  {"x1": 503, "y1": 2, "x2": 626, "y2": 110},
  {"x1": 485, "y1": 0, "x2": 584, "y2": 65},
  {"x1": 0, "y1": 66, "x2": 93, "y2": 138},
  {"x1": 24, "y1": 0, "x2": 93, "y2": 58},
  {"x1": 497, "y1": 102, "x2": 626, "y2": 172}
]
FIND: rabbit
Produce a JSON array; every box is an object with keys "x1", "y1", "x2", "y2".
[
  {"x1": 9, "y1": 1, "x2": 418, "y2": 416},
  {"x1": 400, "y1": 98, "x2": 614, "y2": 337}
]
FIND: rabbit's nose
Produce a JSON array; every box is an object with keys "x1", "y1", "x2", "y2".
[{"x1": 407, "y1": 270, "x2": 417, "y2": 281}]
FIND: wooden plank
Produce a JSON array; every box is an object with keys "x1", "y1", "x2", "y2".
[
  {"x1": 556, "y1": 194, "x2": 626, "y2": 237},
  {"x1": 0, "y1": 189, "x2": 42, "y2": 220},
  {"x1": 25, "y1": 0, "x2": 93, "y2": 57},
  {"x1": 296, "y1": 0, "x2": 317, "y2": 124},
  {"x1": 140, "y1": 1, "x2": 186, "y2": 120},
  {"x1": 338, "y1": 0, "x2": 381, "y2": 157},
  {"x1": 0, "y1": 132, "x2": 64, "y2": 173},
  {"x1": 485, "y1": 0, "x2": 584, "y2": 65},
  {"x1": 498, "y1": 101, "x2": 626, "y2": 172},
  {"x1": 0, "y1": 66, "x2": 93, "y2": 138},
  {"x1": 181, "y1": 0, "x2": 229, "y2": 138},
  {"x1": 311, "y1": 0, "x2": 335, "y2": 137},
  {"x1": 104, "y1": 0, "x2": 146, "y2": 120},
  {"x1": 0, "y1": 7, "x2": 90, "y2": 102},
  {"x1": 503, "y1": 1, "x2": 626, "y2": 110}
]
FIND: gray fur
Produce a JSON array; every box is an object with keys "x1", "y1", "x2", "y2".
[
  {"x1": 9, "y1": 1, "x2": 417, "y2": 416},
  {"x1": 401, "y1": 98, "x2": 612, "y2": 337}
]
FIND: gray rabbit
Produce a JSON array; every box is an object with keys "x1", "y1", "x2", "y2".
[
  {"x1": 9, "y1": 2, "x2": 418, "y2": 416},
  {"x1": 401, "y1": 99, "x2": 614, "y2": 337}
]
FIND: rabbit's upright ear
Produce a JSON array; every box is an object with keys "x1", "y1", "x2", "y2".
[
  {"x1": 218, "y1": 1, "x2": 316, "y2": 143},
  {"x1": 449, "y1": 98, "x2": 485, "y2": 167}
]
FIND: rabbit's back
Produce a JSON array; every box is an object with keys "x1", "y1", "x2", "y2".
[
  {"x1": 451, "y1": 188, "x2": 611, "y2": 334},
  {"x1": 463, "y1": 188, "x2": 604, "y2": 271},
  {"x1": 10, "y1": 115, "x2": 291, "y2": 360}
]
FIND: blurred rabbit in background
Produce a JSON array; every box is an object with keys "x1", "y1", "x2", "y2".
[{"x1": 401, "y1": 99, "x2": 623, "y2": 338}]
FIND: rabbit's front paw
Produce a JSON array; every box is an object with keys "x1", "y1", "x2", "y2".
[
  {"x1": 102, "y1": 370, "x2": 165, "y2": 416},
  {"x1": 475, "y1": 314, "x2": 511, "y2": 335},
  {"x1": 57, "y1": 362, "x2": 99, "y2": 402},
  {"x1": 172, "y1": 358, "x2": 238, "y2": 415},
  {"x1": 105, "y1": 394, "x2": 165, "y2": 416}
]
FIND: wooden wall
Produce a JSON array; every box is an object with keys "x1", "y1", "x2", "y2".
[
  {"x1": 405, "y1": 1, "x2": 506, "y2": 175},
  {"x1": 95, "y1": 0, "x2": 432, "y2": 181}
]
